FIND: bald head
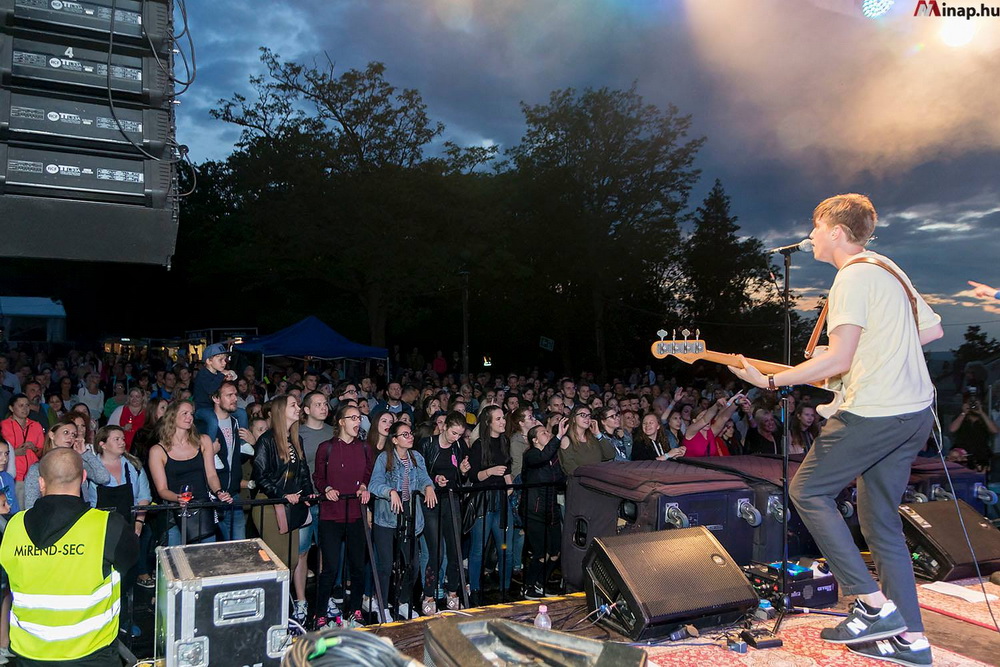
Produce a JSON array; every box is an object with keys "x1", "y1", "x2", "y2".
[{"x1": 39, "y1": 448, "x2": 84, "y2": 495}]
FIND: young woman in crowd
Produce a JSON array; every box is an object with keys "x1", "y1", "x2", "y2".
[
  {"x1": 107, "y1": 386, "x2": 146, "y2": 452},
  {"x1": 70, "y1": 403, "x2": 96, "y2": 449},
  {"x1": 421, "y1": 411, "x2": 469, "y2": 614},
  {"x1": 102, "y1": 381, "x2": 128, "y2": 419},
  {"x1": 311, "y1": 403, "x2": 373, "y2": 627},
  {"x1": 368, "y1": 420, "x2": 436, "y2": 620},
  {"x1": 56, "y1": 375, "x2": 75, "y2": 408},
  {"x1": 131, "y1": 397, "x2": 168, "y2": 469},
  {"x1": 149, "y1": 401, "x2": 232, "y2": 546},
  {"x1": 718, "y1": 418, "x2": 744, "y2": 456},
  {"x1": 252, "y1": 395, "x2": 314, "y2": 625},
  {"x1": 23, "y1": 416, "x2": 111, "y2": 509},
  {"x1": 558, "y1": 405, "x2": 616, "y2": 476},
  {"x1": 595, "y1": 405, "x2": 631, "y2": 461},
  {"x1": 45, "y1": 393, "x2": 67, "y2": 423},
  {"x1": 367, "y1": 410, "x2": 395, "y2": 458},
  {"x1": 467, "y1": 405, "x2": 515, "y2": 605},
  {"x1": 684, "y1": 398, "x2": 740, "y2": 457},
  {"x1": 789, "y1": 403, "x2": 822, "y2": 455},
  {"x1": 631, "y1": 413, "x2": 685, "y2": 461},
  {"x1": 522, "y1": 419, "x2": 568, "y2": 598},
  {"x1": 88, "y1": 425, "x2": 152, "y2": 619}
]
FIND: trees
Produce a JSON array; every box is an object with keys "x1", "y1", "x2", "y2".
[
  {"x1": 203, "y1": 50, "x2": 497, "y2": 346},
  {"x1": 506, "y1": 85, "x2": 704, "y2": 375},
  {"x1": 677, "y1": 180, "x2": 808, "y2": 359}
]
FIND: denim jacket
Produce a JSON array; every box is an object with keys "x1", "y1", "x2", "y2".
[{"x1": 368, "y1": 449, "x2": 434, "y2": 532}]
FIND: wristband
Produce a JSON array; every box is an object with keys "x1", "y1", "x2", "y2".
[
  {"x1": 212, "y1": 488, "x2": 223, "y2": 496},
  {"x1": 767, "y1": 374, "x2": 777, "y2": 391},
  {"x1": 135, "y1": 519, "x2": 145, "y2": 524}
]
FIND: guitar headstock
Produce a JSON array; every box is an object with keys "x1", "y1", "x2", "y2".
[{"x1": 650, "y1": 328, "x2": 707, "y2": 364}]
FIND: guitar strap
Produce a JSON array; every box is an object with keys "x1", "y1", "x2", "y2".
[{"x1": 804, "y1": 256, "x2": 920, "y2": 359}]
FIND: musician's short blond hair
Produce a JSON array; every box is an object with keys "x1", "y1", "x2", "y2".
[{"x1": 812, "y1": 194, "x2": 877, "y2": 245}]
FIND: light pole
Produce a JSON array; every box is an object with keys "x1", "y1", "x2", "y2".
[{"x1": 460, "y1": 270, "x2": 470, "y2": 377}]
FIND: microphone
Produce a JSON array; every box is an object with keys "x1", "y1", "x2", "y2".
[{"x1": 766, "y1": 239, "x2": 813, "y2": 254}]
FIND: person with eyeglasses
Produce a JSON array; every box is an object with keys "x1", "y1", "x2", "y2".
[
  {"x1": 595, "y1": 406, "x2": 631, "y2": 461},
  {"x1": 368, "y1": 420, "x2": 436, "y2": 621},
  {"x1": 312, "y1": 404, "x2": 373, "y2": 629},
  {"x1": 557, "y1": 405, "x2": 616, "y2": 477}
]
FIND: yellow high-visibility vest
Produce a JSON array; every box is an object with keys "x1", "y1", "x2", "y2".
[{"x1": 0, "y1": 508, "x2": 120, "y2": 660}]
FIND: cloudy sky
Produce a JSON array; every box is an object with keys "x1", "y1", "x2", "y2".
[{"x1": 176, "y1": 0, "x2": 1000, "y2": 352}]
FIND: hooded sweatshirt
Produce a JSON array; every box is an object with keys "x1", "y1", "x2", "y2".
[{"x1": 22, "y1": 494, "x2": 138, "y2": 579}]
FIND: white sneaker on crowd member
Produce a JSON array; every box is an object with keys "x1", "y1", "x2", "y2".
[
  {"x1": 325, "y1": 597, "x2": 341, "y2": 619},
  {"x1": 446, "y1": 594, "x2": 461, "y2": 611},
  {"x1": 292, "y1": 600, "x2": 308, "y2": 626},
  {"x1": 398, "y1": 603, "x2": 419, "y2": 619},
  {"x1": 379, "y1": 608, "x2": 394, "y2": 623}
]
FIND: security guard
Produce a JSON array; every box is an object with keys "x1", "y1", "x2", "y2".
[{"x1": 0, "y1": 448, "x2": 138, "y2": 666}]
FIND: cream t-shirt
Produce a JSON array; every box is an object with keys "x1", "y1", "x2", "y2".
[{"x1": 826, "y1": 251, "x2": 940, "y2": 418}]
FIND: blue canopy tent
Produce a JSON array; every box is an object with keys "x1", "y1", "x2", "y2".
[{"x1": 234, "y1": 316, "x2": 388, "y2": 363}]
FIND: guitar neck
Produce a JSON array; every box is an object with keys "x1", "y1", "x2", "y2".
[{"x1": 700, "y1": 351, "x2": 825, "y2": 390}]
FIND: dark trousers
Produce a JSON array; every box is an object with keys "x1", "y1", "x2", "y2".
[
  {"x1": 524, "y1": 516, "x2": 561, "y2": 589},
  {"x1": 317, "y1": 519, "x2": 366, "y2": 614},
  {"x1": 373, "y1": 523, "x2": 419, "y2": 608},
  {"x1": 422, "y1": 499, "x2": 461, "y2": 597},
  {"x1": 789, "y1": 408, "x2": 933, "y2": 633}
]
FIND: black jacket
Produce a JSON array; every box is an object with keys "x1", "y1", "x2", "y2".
[
  {"x1": 24, "y1": 494, "x2": 137, "y2": 579},
  {"x1": 420, "y1": 435, "x2": 468, "y2": 490},
  {"x1": 521, "y1": 435, "x2": 564, "y2": 523},
  {"x1": 252, "y1": 429, "x2": 314, "y2": 499}
]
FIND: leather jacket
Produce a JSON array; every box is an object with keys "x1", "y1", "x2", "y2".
[{"x1": 252, "y1": 429, "x2": 315, "y2": 499}]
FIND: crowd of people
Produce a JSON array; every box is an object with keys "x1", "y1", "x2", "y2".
[{"x1": 0, "y1": 341, "x2": 989, "y2": 645}]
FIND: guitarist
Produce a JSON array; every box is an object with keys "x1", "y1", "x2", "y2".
[{"x1": 729, "y1": 194, "x2": 942, "y2": 667}]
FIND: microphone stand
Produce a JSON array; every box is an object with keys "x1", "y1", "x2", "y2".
[{"x1": 772, "y1": 247, "x2": 794, "y2": 634}]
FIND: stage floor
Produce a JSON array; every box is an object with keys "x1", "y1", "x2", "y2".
[{"x1": 361, "y1": 590, "x2": 999, "y2": 665}]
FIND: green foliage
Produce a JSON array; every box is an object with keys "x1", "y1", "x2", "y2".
[
  {"x1": 952, "y1": 325, "x2": 1000, "y2": 368},
  {"x1": 172, "y1": 52, "x2": 806, "y2": 372}
]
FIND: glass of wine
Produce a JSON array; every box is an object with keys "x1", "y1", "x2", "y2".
[{"x1": 178, "y1": 484, "x2": 193, "y2": 518}]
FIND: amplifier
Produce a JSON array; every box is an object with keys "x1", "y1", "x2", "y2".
[
  {"x1": 0, "y1": 0, "x2": 172, "y2": 54},
  {"x1": 0, "y1": 31, "x2": 171, "y2": 107},
  {"x1": 155, "y1": 539, "x2": 290, "y2": 667},
  {"x1": 0, "y1": 142, "x2": 172, "y2": 206},
  {"x1": 900, "y1": 500, "x2": 1000, "y2": 581},
  {"x1": 0, "y1": 88, "x2": 170, "y2": 154}
]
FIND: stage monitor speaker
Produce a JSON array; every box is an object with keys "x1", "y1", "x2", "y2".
[
  {"x1": 900, "y1": 500, "x2": 1000, "y2": 581},
  {"x1": 583, "y1": 526, "x2": 758, "y2": 640}
]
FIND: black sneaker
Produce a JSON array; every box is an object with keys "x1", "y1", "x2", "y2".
[
  {"x1": 847, "y1": 636, "x2": 933, "y2": 666},
  {"x1": 820, "y1": 600, "x2": 908, "y2": 644},
  {"x1": 523, "y1": 585, "x2": 545, "y2": 600}
]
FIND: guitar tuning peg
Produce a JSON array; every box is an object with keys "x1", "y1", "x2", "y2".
[
  {"x1": 656, "y1": 329, "x2": 668, "y2": 341},
  {"x1": 695, "y1": 329, "x2": 700, "y2": 341},
  {"x1": 672, "y1": 328, "x2": 676, "y2": 341},
  {"x1": 681, "y1": 328, "x2": 690, "y2": 340}
]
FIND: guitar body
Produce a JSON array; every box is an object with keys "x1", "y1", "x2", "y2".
[{"x1": 650, "y1": 339, "x2": 843, "y2": 418}]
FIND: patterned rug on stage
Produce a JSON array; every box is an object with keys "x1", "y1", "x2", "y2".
[
  {"x1": 644, "y1": 612, "x2": 990, "y2": 666},
  {"x1": 916, "y1": 578, "x2": 1000, "y2": 632}
]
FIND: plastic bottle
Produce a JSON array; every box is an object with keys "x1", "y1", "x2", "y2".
[{"x1": 534, "y1": 604, "x2": 552, "y2": 630}]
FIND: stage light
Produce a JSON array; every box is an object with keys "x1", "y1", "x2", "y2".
[
  {"x1": 861, "y1": 0, "x2": 894, "y2": 18},
  {"x1": 939, "y1": 19, "x2": 976, "y2": 47}
]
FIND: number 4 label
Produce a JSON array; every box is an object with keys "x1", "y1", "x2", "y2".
[{"x1": 64, "y1": 47, "x2": 75, "y2": 59}]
